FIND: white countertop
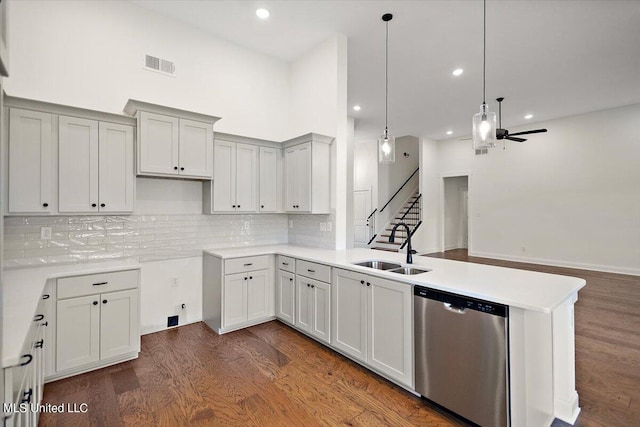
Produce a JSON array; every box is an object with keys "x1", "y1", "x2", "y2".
[
  {"x1": 204, "y1": 245, "x2": 585, "y2": 313},
  {"x1": 2, "y1": 259, "x2": 141, "y2": 367}
]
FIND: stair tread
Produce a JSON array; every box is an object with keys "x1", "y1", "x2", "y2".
[
  {"x1": 371, "y1": 247, "x2": 400, "y2": 252},
  {"x1": 376, "y1": 240, "x2": 401, "y2": 245}
]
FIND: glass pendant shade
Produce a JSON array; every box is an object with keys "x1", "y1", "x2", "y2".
[
  {"x1": 472, "y1": 103, "x2": 497, "y2": 149},
  {"x1": 378, "y1": 132, "x2": 395, "y2": 164}
]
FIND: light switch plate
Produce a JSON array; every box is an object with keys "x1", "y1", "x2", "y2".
[{"x1": 320, "y1": 223, "x2": 327, "y2": 232}]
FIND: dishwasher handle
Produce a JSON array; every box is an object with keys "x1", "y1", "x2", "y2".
[{"x1": 443, "y1": 303, "x2": 466, "y2": 314}]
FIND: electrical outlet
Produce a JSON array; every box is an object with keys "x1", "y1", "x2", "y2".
[
  {"x1": 167, "y1": 315, "x2": 178, "y2": 327},
  {"x1": 289, "y1": 220, "x2": 293, "y2": 229},
  {"x1": 320, "y1": 222, "x2": 327, "y2": 232},
  {"x1": 171, "y1": 277, "x2": 179, "y2": 287},
  {"x1": 244, "y1": 221, "x2": 250, "y2": 230},
  {"x1": 327, "y1": 222, "x2": 332, "y2": 232},
  {"x1": 40, "y1": 227, "x2": 52, "y2": 240}
]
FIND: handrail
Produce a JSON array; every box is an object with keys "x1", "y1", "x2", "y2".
[
  {"x1": 399, "y1": 194, "x2": 421, "y2": 222},
  {"x1": 367, "y1": 234, "x2": 378, "y2": 245},
  {"x1": 379, "y1": 167, "x2": 419, "y2": 213},
  {"x1": 367, "y1": 208, "x2": 377, "y2": 220}
]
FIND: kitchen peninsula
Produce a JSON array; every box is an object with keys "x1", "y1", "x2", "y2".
[{"x1": 204, "y1": 245, "x2": 585, "y2": 427}]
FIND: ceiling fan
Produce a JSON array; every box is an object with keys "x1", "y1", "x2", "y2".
[{"x1": 495, "y1": 97, "x2": 547, "y2": 142}]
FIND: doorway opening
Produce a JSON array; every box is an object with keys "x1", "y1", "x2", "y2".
[{"x1": 443, "y1": 176, "x2": 469, "y2": 251}]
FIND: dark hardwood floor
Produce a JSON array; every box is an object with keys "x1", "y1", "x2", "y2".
[{"x1": 39, "y1": 250, "x2": 639, "y2": 426}]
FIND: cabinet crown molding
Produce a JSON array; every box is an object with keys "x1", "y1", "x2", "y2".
[
  {"x1": 4, "y1": 94, "x2": 136, "y2": 126},
  {"x1": 282, "y1": 133, "x2": 334, "y2": 149},
  {"x1": 124, "y1": 99, "x2": 221, "y2": 124}
]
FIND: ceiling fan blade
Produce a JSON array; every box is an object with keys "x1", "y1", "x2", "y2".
[
  {"x1": 506, "y1": 136, "x2": 527, "y2": 142},
  {"x1": 508, "y1": 128, "x2": 547, "y2": 136}
]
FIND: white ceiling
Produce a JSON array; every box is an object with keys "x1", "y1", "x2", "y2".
[{"x1": 131, "y1": 0, "x2": 640, "y2": 141}]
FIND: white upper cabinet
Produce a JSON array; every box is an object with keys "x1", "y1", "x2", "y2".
[
  {"x1": 59, "y1": 116, "x2": 134, "y2": 213},
  {"x1": 8, "y1": 108, "x2": 53, "y2": 213},
  {"x1": 259, "y1": 146, "x2": 278, "y2": 212},
  {"x1": 139, "y1": 111, "x2": 179, "y2": 176},
  {"x1": 283, "y1": 133, "x2": 332, "y2": 214},
  {"x1": 98, "y1": 122, "x2": 134, "y2": 212},
  {"x1": 124, "y1": 99, "x2": 219, "y2": 180},
  {"x1": 204, "y1": 133, "x2": 280, "y2": 214}
]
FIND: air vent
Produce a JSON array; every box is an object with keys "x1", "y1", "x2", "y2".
[
  {"x1": 475, "y1": 148, "x2": 489, "y2": 156},
  {"x1": 143, "y1": 54, "x2": 175, "y2": 77}
]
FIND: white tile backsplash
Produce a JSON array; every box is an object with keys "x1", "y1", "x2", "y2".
[
  {"x1": 287, "y1": 213, "x2": 336, "y2": 249},
  {"x1": 3, "y1": 214, "x2": 289, "y2": 267}
]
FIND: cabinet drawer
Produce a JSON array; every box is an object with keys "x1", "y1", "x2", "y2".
[
  {"x1": 57, "y1": 270, "x2": 139, "y2": 299},
  {"x1": 225, "y1": 255, "x2": 270, "y2": 275},
  {"x1": 296, "y1": 260, "x2": 331, "y2": 283},
  {"x1": 278, "y1": 255, "x2": 295, "y2": 273}
]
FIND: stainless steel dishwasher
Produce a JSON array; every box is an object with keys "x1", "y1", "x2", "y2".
[{"x1": 414, "y1": 285, "x2": 509, "y2": 427}]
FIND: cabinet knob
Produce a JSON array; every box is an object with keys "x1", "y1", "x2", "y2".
[
  {"x1": 360, "y1": 280, "x2": 365, "y2": 285},
  {"x1": 35, "y1": 339, "x2": 44, "y2": 349},
  {"x1": 93, "y1": 301, "x2": 98, "y2": 305},
  {"x1": 20, "y1": 388, "x2": 33, "y2": 404},
  {"x1": 232, "y1": 205, "x2": 236, "y2": 208},
  {"x1": 307, "y1": 284, "x2": 310, "y2": 287},
  {"x1": 174, "y1": 166, "x2": 178, "y2": 170},
  {"x1": 366, "y1": 282, "x2": 371, "y2": 287},
  {"x1": 42, "y1": 203, "x2": 49, "y2": 207},
  {"x1": 92, "y1": 203, "x2": 97, "y2": 207},
  {"x1": 311, "y1": 285, "x2": 315, "y2": 288},
  {"x1": 180, "y1": 167, "x2": 185, "y2": 171},
  {"x1": 100, "y1": 203, "x2": 106, "y2": 208},
  {"x1": 244, "y1": 277, "x2": 248, "y2": 280},
  {"x1": 249, "y1": 276, "x2": 253, "y2": 280},
  {"x1": 261, "y1": 205, "x2": 264, "y2": 208},
  {"x1": 237, "y1": 205, "x2": 241, "y2": 208},
  {"x1": 43, "y1": 321, "x2": 48, "y2": 327},
  {"x1": 102, "y1": 299, "x2": 108, "y2": 304},
  {"x1": 289, "y1": 278, "x2": 293, "y2": 281}
]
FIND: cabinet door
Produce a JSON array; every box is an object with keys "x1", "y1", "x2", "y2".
[
  {"x1": 223, "y1": 272, "x2": 247, "y2": 328},
  {"x1": 8, "y1": 108, "x2": 53, "y2": 213},
  {"x1": 100, "y1": 289, "x2": 139, "y2": 360},
  {"x1": 332, "y1": 269, "x2": 367, "y2": 362},
  {"x1": 284, "y1": 146, "x2": 298, "y2": 212},
  {"x1": 311, "y1": 280, "x2": 331, "y2": 344},
  {"x1": 295, "y1": 277, "x2": 312, "y2": 333},
  {"x1": 178, "y1": 118, "x2": 213, "y2": 178},
  {"x1": 58, "y1": 116, "x2": 99, "y2": 213},
  {"x1": 139, "y1": 111, "x2": 179, "y2": 175},
  {"x1": 259, "y1": 146, "x2": 278, "y2": 212},
  {"x1": 235, "y1": 143, "x2": 257, "y2": 212},
  {"x1": 247, "y1": 269, "x2": 270, "y2": 321},
  {"x1": 295, "y1": 143, "x2": 312, "y2": 212},
  {"x1": 56, "y1": 295, "x2": 100, "y2": 371},
  {"x1": 98, "y1": 122, "x2": 134, "y2": 213},
  {"x1": 276, "y1": 270, "x2": 295, "y2": 325},
  {"x1": 368, "y1": 278, "x2": 413, "y2": 387},
  {"x1": 213, "y1": 140, "x2": 236, "y2": 212}
]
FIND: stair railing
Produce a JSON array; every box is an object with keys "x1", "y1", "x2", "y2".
[
  {"x1": 366, "y1": 208, "x2": 377, "y2": 245},
  {"x1": 379, "y1": 167, "x2": 419, "y2": 213},
  {"x1": 399, "y1": 194, "x2": 422, "y2": 250}
]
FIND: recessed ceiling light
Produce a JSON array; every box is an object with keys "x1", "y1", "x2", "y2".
[
  {"x1": 524, "y1": 114, "x2": 533, "y2": 119},
  {"x1": 452, "y1": 68, "x2": 464, "y2": 76},
  {"x1": 256, "y1": 8, "x2": 270, "y2": 19},
  {"x1": 353, "y1": 105, "x2": 361, "y2": 111},
  {"x1": 446, "y1": 130, "x2": 453, "y2": 135}
]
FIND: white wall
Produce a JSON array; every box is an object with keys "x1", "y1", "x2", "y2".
[
  {"x1": 415, "y1": 137, "x2": 439, "y2": 253},
  {"x1": 5, "y1": 0, "x2": 290, "y2": 141},
  {"x1": 140, "y1": 256, "x2": 202, "y2": 334},
  {"x1": 432, "y1": 104, "x2": 640, "y2": 275}
]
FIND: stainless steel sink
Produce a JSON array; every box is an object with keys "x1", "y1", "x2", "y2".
[
  {"x1": 389, "y1": 267, "x2": 432, "y2": 275},
  {"x1": 353, "y1": 260, "x2": 402, "y2": 270}
]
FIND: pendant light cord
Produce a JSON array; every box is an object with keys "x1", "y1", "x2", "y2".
[
  {"x1": 385, "y1": 18, "x2": 389, "y2": 134},
  {"x1": 483, "y1": 0, "x2": 487, "y2": 106}
]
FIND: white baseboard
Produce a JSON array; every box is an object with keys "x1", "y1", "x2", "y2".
[{"x1": 469, "y1": 251, "x2": 640, "y2": 276}]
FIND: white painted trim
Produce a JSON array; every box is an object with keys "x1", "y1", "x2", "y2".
[
  {"x1": 439, "y1": 172, "x2": 472, "y2": 254},
  {"x1": 469, "y1": 250, "x2": 640, "y2": 276}
]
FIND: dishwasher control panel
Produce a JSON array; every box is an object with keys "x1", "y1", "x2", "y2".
[{"x1": 414, "y1": 286, "x2": 508, "y2": 317}]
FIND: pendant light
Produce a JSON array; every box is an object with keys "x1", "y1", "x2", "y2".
[
  {"x1": 472, "y1": 0, "x2": 497, "y2": 149},
  {"x1": 378, "y1": 13, "x2": 395, "y2": 164}
]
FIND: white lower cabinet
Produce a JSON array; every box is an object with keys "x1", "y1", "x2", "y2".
[
  {"x1": 54, "y1": 270, "x2": 140, "y2": 377},
  {"x1": 332, "y1": 268, "x2": 413, "y2": 387},
  {"x1": 276, "y1": 269, "x2": 296, "y2": 326},
  {"x1": 3, "y1": 290, "x2": 50, "y2": 427},
  {"x1": 296, "y1": 275, "x2": 331, "y2": 344},
  {"x1": 204, "y1": 254, "x2": 274, "y2": 334}
]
